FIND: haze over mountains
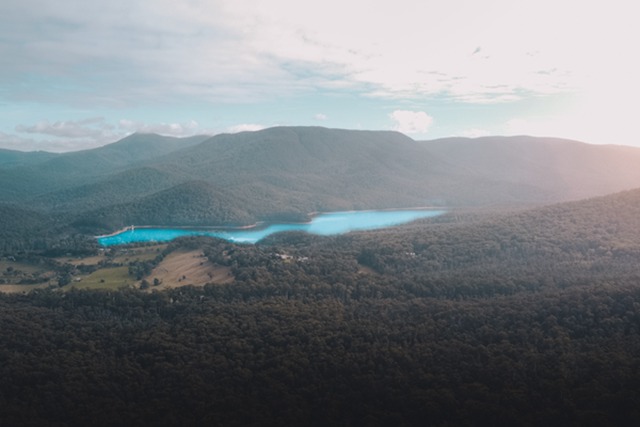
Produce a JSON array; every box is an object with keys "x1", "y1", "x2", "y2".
[{"x1": 3, "y1": 126, "x2": 640, "y2": 235}]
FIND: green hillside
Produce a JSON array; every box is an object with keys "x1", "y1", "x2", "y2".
[
  {"x1": 72, "y1": 180, "x2": 255, "y2": 232},
  {"x1": 0, "y1": 204, "x2": 58, "y2": 252},
  {"x1": 81, "y1": 127, "x2": 640, "y2": 229},
  {"x1": 29, "y1": 166, "x2": 189, "y2": 212},
  {"x1": 158, "y1": 126, "x2": 442, "y2": 208},
  {"x1": 0, "y1": 148, "x2": 58, "y2": 168},
  {"x1": 343, "y1": 187, "x2": 640, "y2": 297},
  {"x1": 0, "y1": 133, "x2": 208, "y2": 202},
  {"x1": 5, "y1": 127, "x2": 640, "y2": 241}
]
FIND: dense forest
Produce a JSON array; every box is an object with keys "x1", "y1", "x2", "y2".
[
  {"x1": 2, "y1": 283, "x2": 638, "y2": 426},
  {"x1": 2, "y1": 188, "x2": 640, "y2": 425}
]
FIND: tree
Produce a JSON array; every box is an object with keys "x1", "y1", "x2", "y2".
[{"x1": 58, "y1": 273, "x2": 71, "y2": 287}]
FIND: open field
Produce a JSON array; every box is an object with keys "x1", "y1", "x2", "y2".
[
  {"x1": 68, "y1": 266, "x2": 134, "y2": 291},
  {"x1": 0, "y1": 258, "x2": 55, "y2": 293},
  {"x1": 146, "y1": 250, "x2": 233, "y2": 291},
  {"x1": 55, "y1": 244, "x2": 167, "y2": 266},
  {"x1": 0, "y1": 283, "x2": 52, "y2": 293},
  {"x1": 0, "y1": 259, "x2": 48, "y2": 275},
  {"x1": 2, "y1": 244, "x2": 226, "y2": 293},
  {"x1": 111, "y1": 245, "x2": 167, "y2": 264}
]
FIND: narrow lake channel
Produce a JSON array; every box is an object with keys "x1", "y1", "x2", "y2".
[{"x1": 97, "y1": 208, "x2": 446, "y2": 246}]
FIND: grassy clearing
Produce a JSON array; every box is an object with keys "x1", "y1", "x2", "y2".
[
  {"x1": 54, "y1": 245, "x2": 166, "y2": 291},
  {"x1": 0, "y1": 259, "x2": 47, "y2": 275},
  {"x1": 56, "y1": 244, "x2": 167, "y2": 267},
  {"x1": 145, "y1": 250, "x2": 233, "y2": 291},
  {"x1": 0, "y1": 283, "x2": 52, "y2": 293},
  {"x1": 111, "y1": 245, "x2": 167, "y2": 264},
  {"x1": 68, "y1": 266, "x2": 134, "y2": 291},
  {"x1": 56, "y1": 255, "x2": 105, "y2": 266},
  {"x1": 3, "y1": 244, "x2": 223, "y2": 293},
  {"x1": 0, "y1": 259, "x2": 54, "y2": 293}
]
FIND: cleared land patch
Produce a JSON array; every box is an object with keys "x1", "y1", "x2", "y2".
[
  {"x1": 0, "y1": 259, "x2": 55, "y2": 293},
  {"x1": 146, "y1": 250, "x2": 233, "y2": 290},
  {"x1": 1, "y1": 245, "x2": 229, "y2": 293},
  {"x1": 0, "y1": 283, "x2": 51, "y2": 293},
  {"x1": 56, "y1": 244, "x2": 167, "y2": 266},
  {"x1": 68, "y1": 266, "x2": 134, "y2": 291}
]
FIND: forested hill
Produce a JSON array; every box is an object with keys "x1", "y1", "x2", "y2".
[
  {"x1": 72, "y1": 180, "x2": 255, "y2": 231},
  {"x1": 0, "y1": 133, "x2": 208, "y2": 201},
  {"x1": 149, "y1": 126, "x2": 446, "y2": 212},
  {"x1": 3, "y1": 181, "x2": 640, "y2": 425},
  {"x1": 5, "y1": 127, "x2": 640, "y2": 240},
  {"x1": 0, "y1": 148, "x2": 58, "y2": 167},
  {"x1": 343, "y1": 187, "x2": 640, "y2": 296}
]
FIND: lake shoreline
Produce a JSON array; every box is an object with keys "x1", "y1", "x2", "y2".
[
  {"x1": 96, "y1": 206, "x2": 447, "y2": 239},
  {"x1": 95, "y1": 222, "x2": 265, "y2": 239},
  {"x1": 97, "y1": 207, "x2": 448, "y2": 246}
]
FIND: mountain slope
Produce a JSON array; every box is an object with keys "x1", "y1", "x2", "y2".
[
  {"x1": 340, "y1": 186, "x2": 640, "y2": 301},
  {"x1": 421, "y1": 136, "x2": 640, "y2": 202},
  {"x1": 0, "y1": 204, "x2": 56, "y2": 251},
  {"x1": 147, "y1": 128, "x2": 640, "y2": 210},
  {"x1": 29, "y1": 166, "x2": 190, "y2": 212},
  {"x1": 0, "y1": 149, "x2": 58, "y2": 168},
  {"x1": 5, "y1": 127, "x2": 640, "y2": 236},
  {"x1": 36, "y1": 133, "x2": 210, "y2": 177},
  {"x1": 159, "y1": 126, "x2": 440, "y2": 207},
  {"x1": 0, "y1": 133, "x2": 209, "y2": 201},
  {"x1": 73, "y1": 181, "x2": 255, "y2": 232}
]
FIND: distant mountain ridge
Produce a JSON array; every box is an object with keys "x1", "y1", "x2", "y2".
[
  {"x1": 421, "y1": 135, "x2": 640, "y2": 201},
  {"x1": 3, "y1": 126, "x2": 640, "y2": 236},
  {"x1": 0, "y1": 133, "x2": 209, "y2": 201},
  {"x1": 0, "y1": 148, "x2": 59, "y2": 168}
]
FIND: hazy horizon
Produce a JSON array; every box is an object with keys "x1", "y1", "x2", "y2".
[
  {"x1": 0, "y1": 127, "x2": 622, "y2": 155},
  {"x1": 1, "y1": 0, "x2": 638, "y2": 151}
]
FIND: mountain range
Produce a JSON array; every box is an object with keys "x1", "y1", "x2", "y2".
[{"x1": 3, "y1": 126, "x2": 640, "y2": 236}]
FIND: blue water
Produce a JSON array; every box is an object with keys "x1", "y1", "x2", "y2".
[{"x1": 97, "y1": 209, "x2": 446, "y2": 246}]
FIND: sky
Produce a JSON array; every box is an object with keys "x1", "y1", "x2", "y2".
[{"x1": 1, "y1": 0, "x2": 638, "y2": 152}]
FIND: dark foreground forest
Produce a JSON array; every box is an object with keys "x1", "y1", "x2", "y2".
[
  {"x1": 2, "y1": 283, "x2": 639, "y2": 427},
  {"x1": 3, "y1": 189, "x2": 640, "y2": 426}
]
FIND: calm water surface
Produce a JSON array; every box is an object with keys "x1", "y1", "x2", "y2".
[{"x1": 97, "y1": 209, "x2": 446, "y2": 246}]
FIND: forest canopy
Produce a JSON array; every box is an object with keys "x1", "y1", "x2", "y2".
[{"x1": 2, "y1": 188, "x2": 640, "y2": 425}]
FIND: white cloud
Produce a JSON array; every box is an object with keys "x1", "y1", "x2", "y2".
[
  {"x1": 118, "y1": 119, "x2": 201, "y2": 136},
  {"x1": 3, "y1": 0, "x2": 636, "y2": 108},
  {"x1": 9, "y1": 117, "x2": 208, "y2": 151},
  {"x1": 15, "y1": 118, "x2": 113, "y2": 139},
  {"x1": 2, "y1": 0, "x2": 640, "y2": 146},
  {"x1": 229, "y1": 0, "x2": 629, "y2": 103},
  {"x1": 0, "y1": 131, "x2": 109, "y2": 152},
  {"x1": 389, "y1": 110, "x2": 433, "y2": 134},
  {"x1": 314, "y1": 113, "x2": 327, "y2": 121},
  {"x1": 13, "y1": 118, "x2": 122, "y2": 150},
  {"x1": 226, "y1": 124, "x2": 266, "y2": 133},
  {"x1": 0, "y1": 132, "x2": 37, "y2": 152}
]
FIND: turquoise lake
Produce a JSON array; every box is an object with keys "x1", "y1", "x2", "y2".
[{"x1": 97, "y1": 209, "x2": 446, "y2": 246}]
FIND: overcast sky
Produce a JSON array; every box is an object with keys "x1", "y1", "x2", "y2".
[{"x1": 1, "y1": 0, "x2": 638, "y2": 151}]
